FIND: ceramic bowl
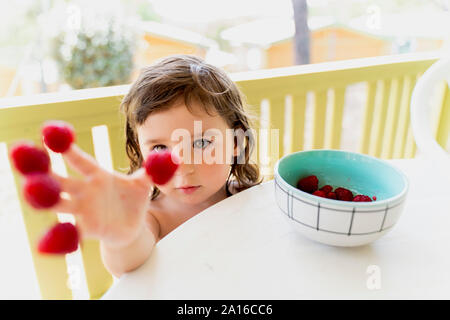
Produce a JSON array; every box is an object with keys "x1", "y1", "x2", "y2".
[{"x1": 273, "y1": 149, "x2": 409, "y2": 246}]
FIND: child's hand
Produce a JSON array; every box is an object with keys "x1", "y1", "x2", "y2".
[{"x1": 51, "y1": 144, "x2": 155, "y2": 249}]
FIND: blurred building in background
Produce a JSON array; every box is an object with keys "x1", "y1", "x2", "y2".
[
  {"x1": 133, "y1": 20, "x2": 216, "y2": 80},
  {"x1": 221, "y1": 12, "x2": 449, "y2": 69},
  {"x1": 0, "y1": 65, "x2": 22, "y2": 96}
]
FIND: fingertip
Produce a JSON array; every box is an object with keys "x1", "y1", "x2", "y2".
[
  {"x1": 132, "y1": 167, "x2": 154, "y2": 186},
  {"x1": 133, "y1": 167, "x2": 149, "y2": 179},
  {"x1": 39, "y1": 136, "x2": 52, "y2": 159},
  {"x1": 48, "y1": 171, "x2": 63, "y2": 184},
  {"x1": 64, "y1": 143, "x2": 79, "y2": 156}
]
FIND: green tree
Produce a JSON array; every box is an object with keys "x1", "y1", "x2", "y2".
[{"x1": 52, "y1": 15, "x2": 137, "y2": 89}]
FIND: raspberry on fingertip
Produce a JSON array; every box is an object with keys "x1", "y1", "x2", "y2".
[
  {"x1": 42, "y1": 121, "x2": 75, "y2": 153},
  {"x1": 10, "y1": 142, "x2": 50, "y2": 175},
  {"x1": 23, "y1": 173, "x2": 61, "y2": 209},
  {"x1": 144, "y1": 150, "x2": 180, "y2": 185},
  {"x1": 38, "y1": 222, "x2": 79, "y2": 254}
]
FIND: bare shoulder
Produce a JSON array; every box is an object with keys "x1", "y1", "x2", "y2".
[{"x1": 145, "y1": 207, "x2": 161, "y2": 242}]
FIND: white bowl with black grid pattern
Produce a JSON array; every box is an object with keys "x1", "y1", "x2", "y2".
[{"x1": 274, "y1": 150, "x2": 409, "y2": 247}]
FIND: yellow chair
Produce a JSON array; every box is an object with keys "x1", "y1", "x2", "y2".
[
  {"x1": 0, "y1": 54, "x2": 447, "y2": 299},
  {"x1": 234, "y1": 53, "x2": 441, "y2": 178}
]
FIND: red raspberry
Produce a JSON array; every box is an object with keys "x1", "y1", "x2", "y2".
[
  {"x1": 353, "y1": 195, "x2": 373, "y2": 202},
  {"x1": 372, "y1": 196, "x2": 377, "y2": 201},
  {"x1": 326, "y1": 192, "x2": 337, "y2": 200},
  {"x1": 23, "y1": 173, "x2": 61, "y2": 209},
  {"x1": 144, "y1": 150, "x2": 180, "y2": 185},
  {"x1": 10, "y1": 142, "x2": 50, "y2": 175},
  {"x1": 296, "y1": 175, "x2": 318, "y2": 193},
  {"x1": 320, "y1": 185, "x2": 333, "y2": 194},
  {"x1": 335, "y1": 187, "x2": 354, "y2": 201},
  {"x1": 38, "y1": 222, "x2": 79, "y2": 254},
  {"x1": 42, "y1": 121, "x2": 75, "y2": 153},
  {"x1": 312, "y1": 190, "x2": 326, "y2": 198}
]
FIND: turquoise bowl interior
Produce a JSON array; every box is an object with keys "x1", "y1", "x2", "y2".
[{"x1": 276, "y1": 149, "x2": 408, "y2": 206}]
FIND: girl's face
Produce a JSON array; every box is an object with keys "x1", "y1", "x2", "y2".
[{"x1": 136, "y1": 98, "x2": 239, "y2": 206}]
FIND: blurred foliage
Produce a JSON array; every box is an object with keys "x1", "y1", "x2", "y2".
[
  {"x1": 51, "y1": 18, "x2": 136, "y2": 89},
  {"x1": 136, "y1": 1, "x2": 161, "y2": 21}
]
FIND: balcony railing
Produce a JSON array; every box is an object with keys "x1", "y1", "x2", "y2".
[{"x1": 0, "y1": 52, "x2": 448, "y2": 299}]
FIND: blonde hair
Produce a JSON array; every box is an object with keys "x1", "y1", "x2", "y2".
[{"x1": 120, "y1": 55, "x2": 263, "y2": 200}]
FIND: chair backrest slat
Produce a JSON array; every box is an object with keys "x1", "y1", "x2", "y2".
[
  {"x1": 392, "y1": 75, "x2": 417, "y2": 158},
  {"x1": 370, "y1": 79, "x2": 392, "y2": 158},
  {"x1": 107, "y1": 121, "x2": 130, "y2": 174},
  {"x1": 381, "y1": 77, "x2": 404, "y2": 159},
  {"x1": 326, "y1": 87, "x2": 346, "y2": 150},
  {"x1": 267, "y1": 95, "x2": 285, "y2": 157},
  {"x1": 242, "y1": 94, "x2": 262, "y2": 168},
  {"x1": 435, "y1": 81, "x2": 450, "y2": 150},
  {"x1": 311, "y1": 89, "x2": 327, "y2": 150},
  {"x1": 289, "y1": 93, "x2": 307, "y2": 154},
  {"x1": 359, "y1": 81, "x2": 377, "y2": 154}
]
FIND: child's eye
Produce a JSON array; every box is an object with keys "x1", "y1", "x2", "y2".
[
  {"x1": 151, "y1": 144, "x2": 167, "y2": 152},
  {"x1": 193, "y1": 138, "x2": 212, "y2": 149},
  {"x1": 151, "y1": 140, "x2": 211, "y2": 152}
]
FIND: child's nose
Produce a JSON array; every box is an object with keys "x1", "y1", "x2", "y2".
[
  {"x1": 176, "y1": 163, "x2": 195, "y2": 176},
  {"x1": 175, "y1": 153, "x2": 195, "y2": 176}
]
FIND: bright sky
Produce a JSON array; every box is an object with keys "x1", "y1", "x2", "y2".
[{"x1": 148, "y1": 0, "x2": 294, "y2": 22}]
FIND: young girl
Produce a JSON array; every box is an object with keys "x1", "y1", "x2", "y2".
[{"x1": 51, "y1": 55, "x2": 263, "y2": 278}]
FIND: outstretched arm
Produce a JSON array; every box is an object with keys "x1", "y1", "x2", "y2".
[
  {"x1": 100, "y1": 212, "x2": 160, "y2": 278},
  {"x1": 51, "y1": 144, "x2": 160, "y2": 277}
]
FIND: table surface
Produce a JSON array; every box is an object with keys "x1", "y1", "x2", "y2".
[{"x1": 102, "y1": 157, "x2": 450, "y2": 299}]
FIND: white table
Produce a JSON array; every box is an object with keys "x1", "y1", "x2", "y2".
[{"x1": 102, "y1": 158, "x2": 450, "y2": 299}]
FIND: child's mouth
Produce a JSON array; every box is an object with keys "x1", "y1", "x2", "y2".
[{"x1": 177, "y1": 185, "x2": 200, "y2": 194}]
